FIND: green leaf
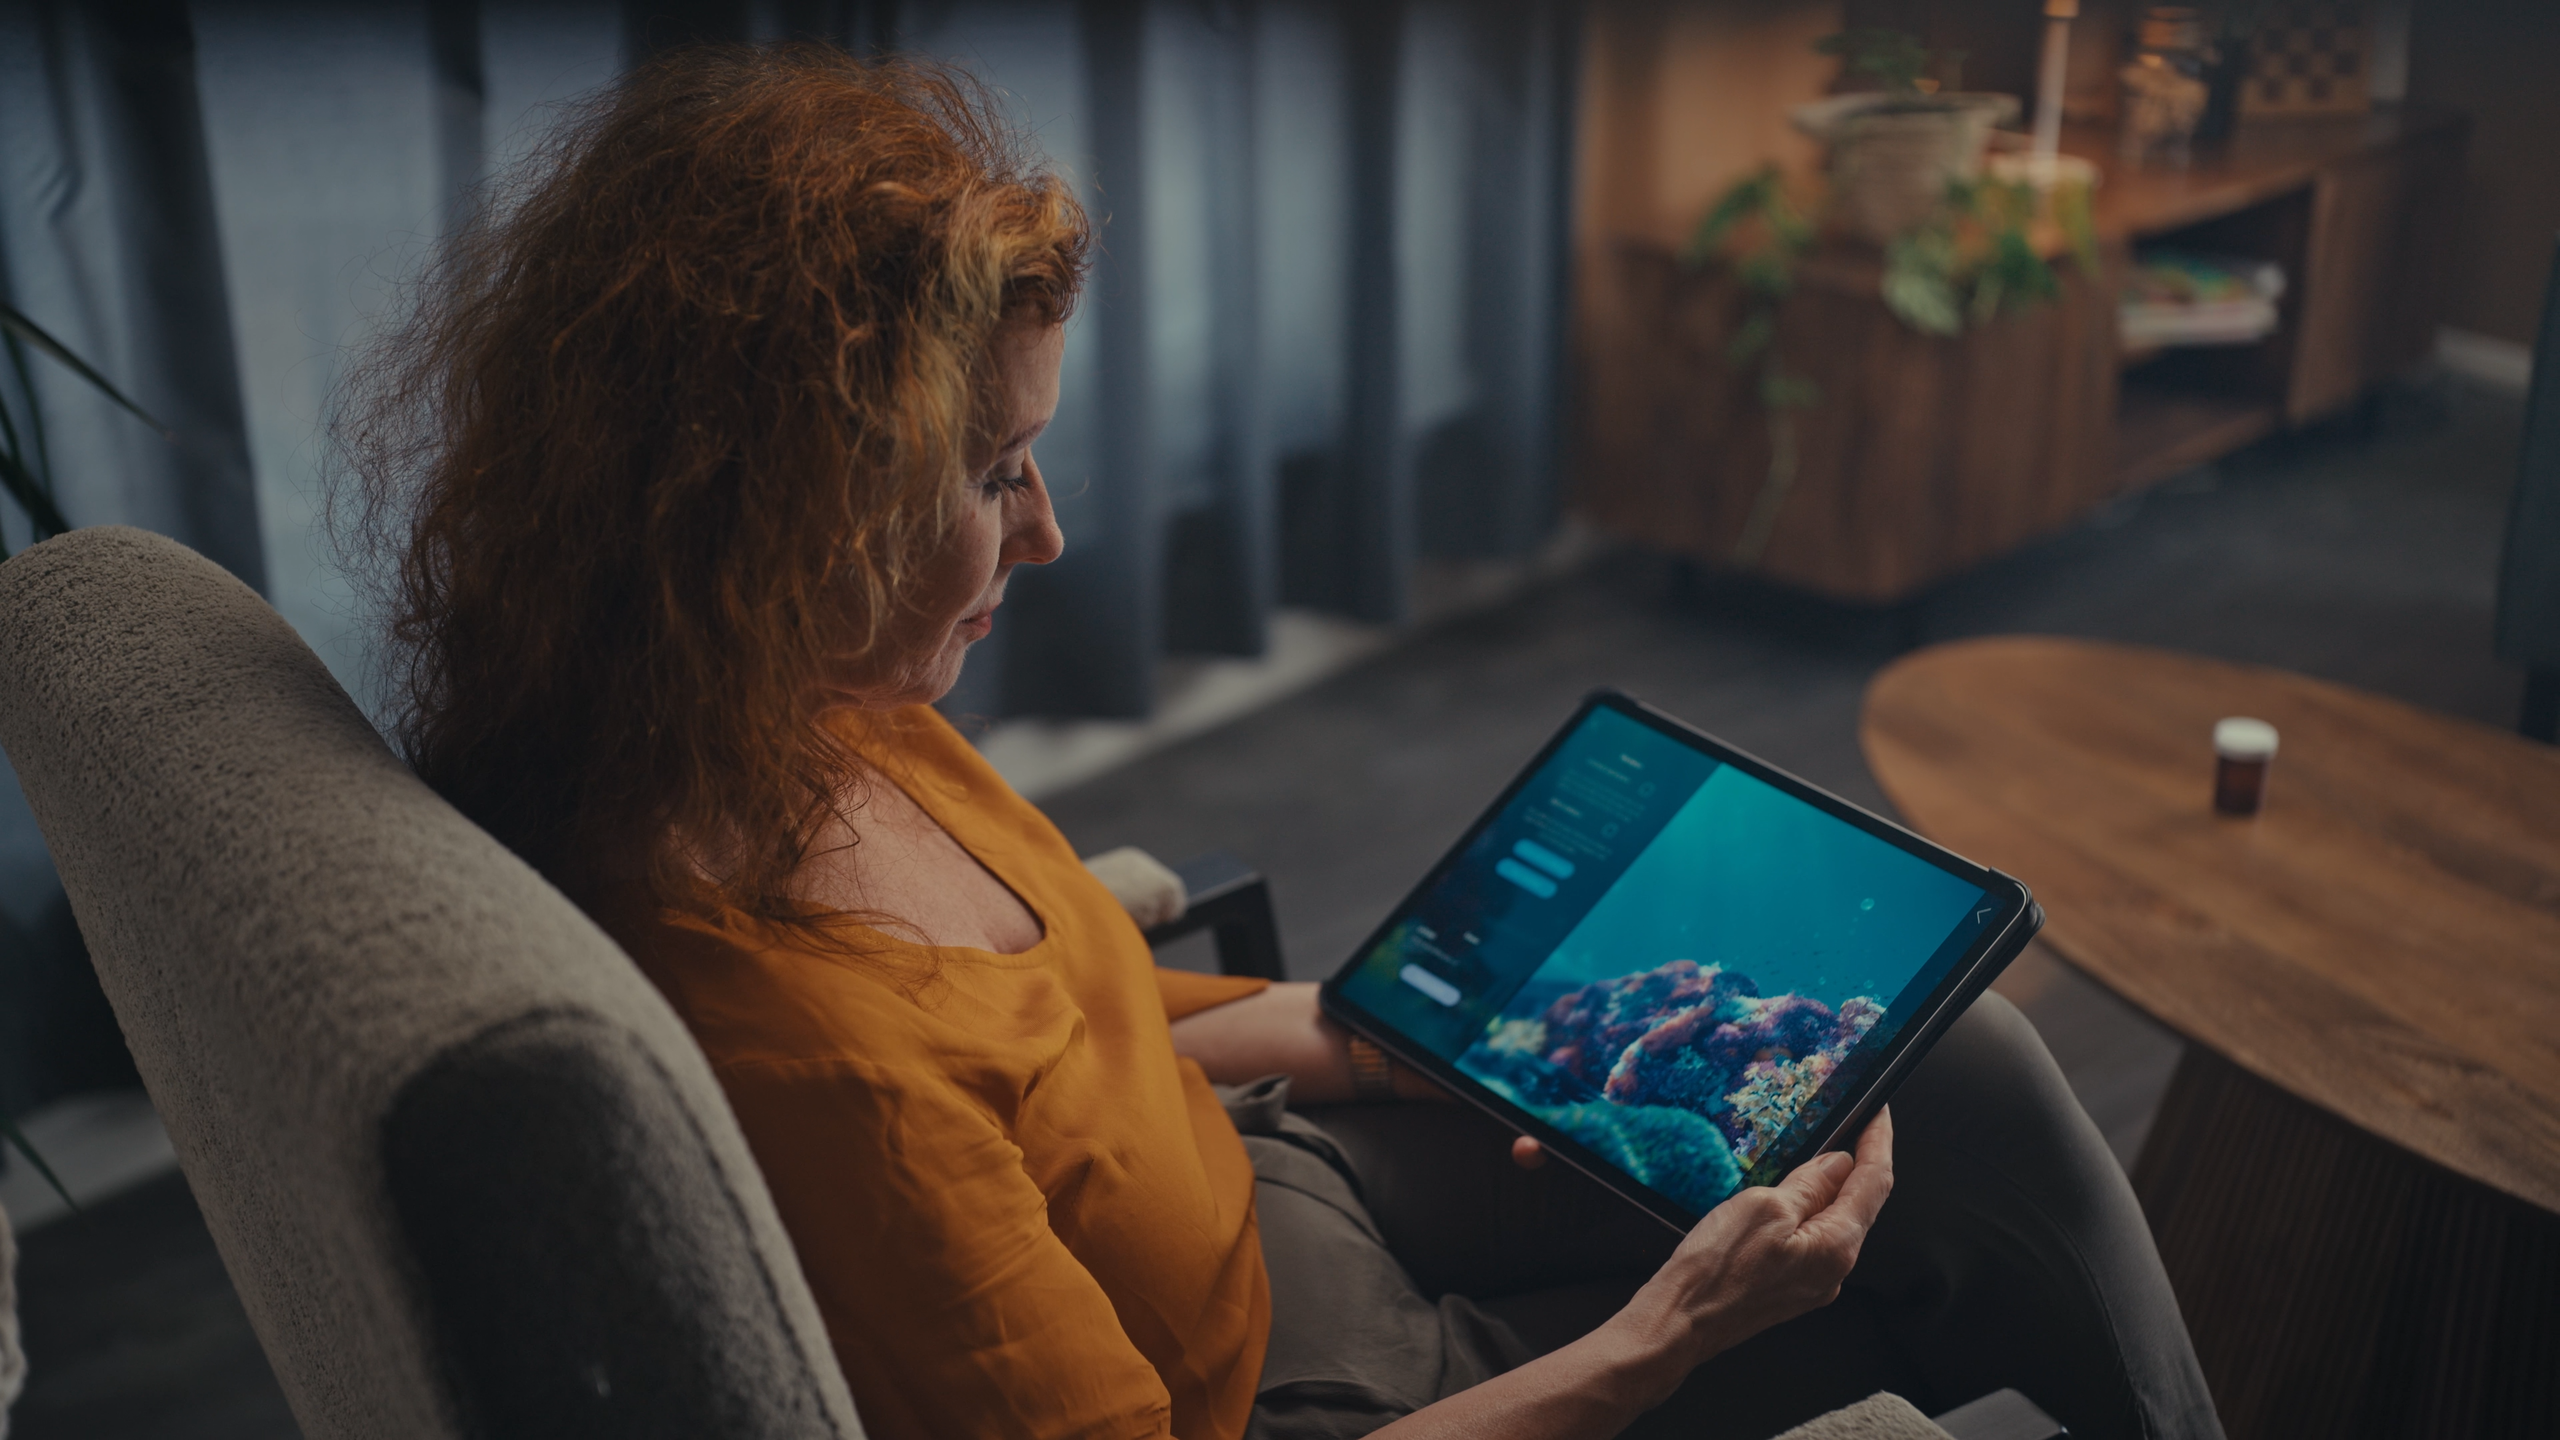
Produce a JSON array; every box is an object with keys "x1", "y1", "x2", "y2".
[
  {"x1": 1769, "y1": 203, "x2": 1815, "y2": 253},
  {"x1": 1725, "y1": 309, "x2": 1776, "y2": 366},
  {"x1": 0, "y1": 443, "x2": 71, "y2": 540},
  {"x1": 1816, "y1": 28, "x2": 1929, "y2": 92},
  {"x1": 1970, "y1": 269, "x2": 2005, "y2": 326},
  {"x1": 0, "y1": 302, "x2": 168, "y2": 437},
  {"x1": 3, "y1": 330, "x2": 51, "y2": 485},
  {"x1": 1686, "y1": 165, "x2": 1780, "y2": 266},
  {"x1": 0, "y1": 376, "x2": 27, "y2": 473},
  {"x1": 2058, "y1": 185, "x2": 2100, "y2": 276},
  {"x1": 1993, "y1": 230, "x2": 2058, "y2": 309},
  {"x1": 1882, "y1": 236, "x2": 1964, "y2": 337},
  {"x1": 1737, "y1": 250, "x2": 1796, "y2": 300},
  {"x1": 2, "y1": 1116, "x2": 78, "y2": 1213},
  {"x1": 1760, "y1": 371, "x2": 1820, "y2": 410}
]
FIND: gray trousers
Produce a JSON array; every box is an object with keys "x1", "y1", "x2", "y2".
[{"x1": 1229, "y1": 993, "x2": 2223, "y2": 1440}]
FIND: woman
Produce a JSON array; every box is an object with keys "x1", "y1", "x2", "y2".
[{"x1": 345, "y1": 46, "x2": 2221, "y2": 1440}]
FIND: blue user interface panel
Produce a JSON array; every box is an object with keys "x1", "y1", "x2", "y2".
[{"x1": 1333, "y1": 704, "x2": 1993, "y2": 1215}]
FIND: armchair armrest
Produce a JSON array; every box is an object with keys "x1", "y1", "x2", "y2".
[{"x1": 1142, "y1": 851, "x2": 1287, "y2": 982}]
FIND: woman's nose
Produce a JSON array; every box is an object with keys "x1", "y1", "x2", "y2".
[{"x1": 1007, "y1": 456, "x2": 1066, "y2": 567}]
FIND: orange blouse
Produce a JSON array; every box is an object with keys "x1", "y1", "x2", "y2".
[{"x1": 607, "y1": 707, "x2": 1273, "y2": 1440}]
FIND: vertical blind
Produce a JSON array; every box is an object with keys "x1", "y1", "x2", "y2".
[{"x1": 0, "y1": 0, "x2": 1574, "y2": 1102}]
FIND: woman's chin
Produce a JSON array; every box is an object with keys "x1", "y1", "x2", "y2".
[
  {"x1": 810, "y1": 633, "x2": 978, "y2": 714},
  {"x1": 905, "y1": 642, "x2": 975, "y2": 708}
]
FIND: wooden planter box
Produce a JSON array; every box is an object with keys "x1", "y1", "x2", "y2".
[{"x1": 1574, "y1": 105, "x2": 2470, "y2": 604}]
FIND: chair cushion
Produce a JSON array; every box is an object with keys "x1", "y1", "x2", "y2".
[{"x1": 384, "y1": 1010, "x2": 848, "y2": 1436}]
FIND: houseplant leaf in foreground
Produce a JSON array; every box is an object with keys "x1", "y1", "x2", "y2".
[
  {"x1": 0, "y1": 1120, "x2": 75, "y2": 1212},
  {"x1": 0, "y1": 304, "x2": 167, "y2": 437}
]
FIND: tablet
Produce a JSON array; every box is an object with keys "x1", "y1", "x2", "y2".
[{"x1": 1320, "y1": 690, "x2": 2041, "y2": 1231}]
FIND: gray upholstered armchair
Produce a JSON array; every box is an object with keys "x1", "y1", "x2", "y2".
[{"x1": 0, "y1": 526, "x2": 1993, "y2": 1440}]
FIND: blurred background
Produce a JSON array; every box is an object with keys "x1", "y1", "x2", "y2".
[{"x1": 2, "y1": 2, "x2": 2553, "y2": 1436}]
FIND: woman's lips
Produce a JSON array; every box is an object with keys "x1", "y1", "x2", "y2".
[{"x1": 961, "y1": 606, "x2": 997, "y2": 638}]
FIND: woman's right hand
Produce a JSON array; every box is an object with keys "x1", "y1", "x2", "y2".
[
  {"x1": 1368, "y1": 1109, "x2": 1895, "y2": 1440},
  {"x1": 1608, "y1": 1106, "x2": 1897, "y2": 1399}
]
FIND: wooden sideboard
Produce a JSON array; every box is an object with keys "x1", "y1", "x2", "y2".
[{"x1": 1575, "y1": 104, "x2": 2472, "y2": 604}]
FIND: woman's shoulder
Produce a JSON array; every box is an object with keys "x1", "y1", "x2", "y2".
[
  {"x1": 597, "y1": 884, "x2": 1095, "y2": 1089},
  {"x1": 592, "y1": 888, "x2": 931, "y2": 1068}
]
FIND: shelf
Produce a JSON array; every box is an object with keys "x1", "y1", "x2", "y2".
[
  {"x1": 2116, "y1": 383, "x2": 2281, "y2": 490},
  {"x1": 2067, "y1": 104, "x2": 2467, "y2": 243}
]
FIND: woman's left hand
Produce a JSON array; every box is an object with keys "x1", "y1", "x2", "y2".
[
  {"x1": 1165, "y1": 982, "x2": 1616, "y2": 1173},
  {"x1": 1168, "y1": 981, "x2": 1446, "y2": 1104}
]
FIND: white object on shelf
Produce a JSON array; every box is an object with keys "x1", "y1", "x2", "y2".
[
  {"x1": 2032, "y1": 0, "x2": 2079, "y2": 171},
  {"x1": 2121, "y1": 252, "x2": 2286, "y2": 350},
  {"x1": 1986, "y1": 151, "x2": 2100, "y2": 193}
]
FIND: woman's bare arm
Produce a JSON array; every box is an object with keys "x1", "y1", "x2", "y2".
[{"x1": 1167, "y1": 980, "x2": 1444, "y2": 1103}]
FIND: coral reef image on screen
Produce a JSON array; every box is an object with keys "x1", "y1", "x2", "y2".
[{"x1": 1453, "y1": 766, "x2": 1982, "y2": 1215}]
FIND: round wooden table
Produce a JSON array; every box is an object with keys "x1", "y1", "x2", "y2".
[{"x1": 1861, "y1": 637, "x2": 2560, "y2": 1440}]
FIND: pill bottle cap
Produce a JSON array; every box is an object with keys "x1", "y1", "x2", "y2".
[{"x1": 2213, "y1": 716, "x2": 2279, "y2": 760}]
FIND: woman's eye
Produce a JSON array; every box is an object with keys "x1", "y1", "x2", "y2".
[{"x1": 983, "y1": 470, "x2": 1030, "y2": 498}]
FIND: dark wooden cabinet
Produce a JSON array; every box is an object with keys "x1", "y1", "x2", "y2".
[{"x1": 1576, "y1": 104, "x2": 2472, "y2": 603}]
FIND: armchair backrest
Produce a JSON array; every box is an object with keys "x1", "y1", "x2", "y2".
[{"x1": 0, "y1": 527, "x2": 864, "y2": 1439}]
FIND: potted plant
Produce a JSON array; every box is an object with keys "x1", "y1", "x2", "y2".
[
  {"x1": 1684, "y1": 37, "x2": 2098, "y2": 567},
  {"x1": 2, "y1": 301, "x2": 159, "y2": 1434},
  {"x1": 1791, "y1": 28, "x2": 2021, "y2": 244}
]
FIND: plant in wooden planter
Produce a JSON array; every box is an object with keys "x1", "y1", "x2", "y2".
[
  {"x1": 1681, "y1": 167, "x2": 1820, "y2": 564},
  {"x1": 1684, "y1": 36, "x2": 2099, "y2": 565},
  {"x1": 1878, "y1": 174, "x2": 2099, "y2": 339},
  {"x1": 1794, "y1": 28, "x2": 2020, "y2": 246}
]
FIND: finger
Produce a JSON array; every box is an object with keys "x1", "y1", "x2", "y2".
[
  {"x1": 1824, "y1": 1145, "x2": 1896, "y2": 1232},
  {"x1": 1855, "y1": 1106, "x2": 1895, "y2": 1170},
  {"x1": 1511, "y1": 1135, "x2": 1548, "y2": 1170},
  {"x1": 1807, "y1": 1122, "x2": 1898, "y2": 1243},
  {"x1": 1773, "y1": 1147, "x2": 1856, "y2": 1216}
]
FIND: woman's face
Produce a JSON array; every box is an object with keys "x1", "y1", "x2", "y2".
[{"x1": 822, "y1": 320, "x2": 1066, "y2": 711}]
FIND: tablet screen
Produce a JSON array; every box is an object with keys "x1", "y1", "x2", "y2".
[{"x1": 1327, "y1": 698, "x2": 2004, "y2": 1219}]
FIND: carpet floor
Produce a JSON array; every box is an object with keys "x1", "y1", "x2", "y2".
[{"x1": 2, "y1": 379, "x2": 2528, "y2": 1439}]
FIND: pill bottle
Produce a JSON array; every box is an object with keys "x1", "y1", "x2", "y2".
[{"x1": 2212, "y1": 716, "x2": 2278, "y2": 816}]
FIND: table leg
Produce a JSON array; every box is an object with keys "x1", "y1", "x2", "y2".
[{"x1": 2132, "y1": 1046, "x2": 2560, "y2": 1438}]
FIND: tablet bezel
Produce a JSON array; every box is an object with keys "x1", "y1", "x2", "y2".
[{"x1": 1318, "y1": 688, "x2": 2040, "y2": 1233}]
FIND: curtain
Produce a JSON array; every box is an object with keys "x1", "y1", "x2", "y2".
[
  {"x1": 920, "y1": 0, "x2": 1582, "y2": 718},
  {"x1": 0, "y1": 0, "x2": 1574, "y2": 1103}
]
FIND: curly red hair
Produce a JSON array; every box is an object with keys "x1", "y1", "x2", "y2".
[{"x1": 338, "y1": 45, "x2": 1088, "y2": 931}]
